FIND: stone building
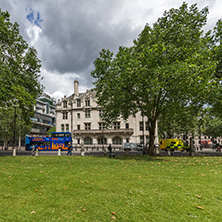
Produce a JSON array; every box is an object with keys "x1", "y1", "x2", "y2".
[{"x1": 56, "y1": 80, "x2": 150, "y2": 147}]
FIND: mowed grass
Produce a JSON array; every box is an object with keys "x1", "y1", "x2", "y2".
[{"x1": 0, "y1": 156, "x2": 222, "y2": 222}]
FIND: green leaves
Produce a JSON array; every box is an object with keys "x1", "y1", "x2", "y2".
[
  {"x1": 91, "y1": 3, "x2": 222, "y2": 155},
  {"x1": 0, "y1": 10, "x2": 43, "y2": 127}
]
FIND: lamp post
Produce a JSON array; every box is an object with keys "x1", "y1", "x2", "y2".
[
  {"x1": 142, "y1": 115, "x2": 145, "y2": 148},
  {"x1": 13, "y1": 105, "x2": 18, "y2": 156},
  {"x1": 198, "y1": 117, "x2": 204, "y2": 151}
]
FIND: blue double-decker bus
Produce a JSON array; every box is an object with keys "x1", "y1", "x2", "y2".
[{"x1": 25, "y1": 132, "x2": 72, "y2": 151}]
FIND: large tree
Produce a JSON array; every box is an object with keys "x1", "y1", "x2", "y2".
[
  {"x1": 91, "y1": 3, "x2": 221, "y2": 155},
  {"x1": 0, "y1": 106, "x2": 32, "y2": 149},
  {"x1": 0, "y1": 10, "x2": 43, "y2": 123}
]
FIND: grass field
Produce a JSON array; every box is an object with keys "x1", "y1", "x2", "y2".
[{"x1": 0, "y1": 155, "x2": 222, "y2": 222}]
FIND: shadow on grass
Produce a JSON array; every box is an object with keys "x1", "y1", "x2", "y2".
[
  {"x1": 89, "y1": 153, "x2": 217, "y2": 162},
  {"x1": 90, "y1": 154, "x2": 167, "y2": 162}
]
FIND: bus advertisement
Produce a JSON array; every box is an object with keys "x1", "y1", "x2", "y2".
[{"x1": 25, "y1": 132, "x2": 72, "y2": 151}]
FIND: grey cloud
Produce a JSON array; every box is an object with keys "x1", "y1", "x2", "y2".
[
  {"x1": 1, "y1": 0, "x2": 221, "y2": 98},
  {"x1": 36, "y1": 0, "x2": 142, "y2": 76}
]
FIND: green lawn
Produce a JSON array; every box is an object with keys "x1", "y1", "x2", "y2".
[{"x1": 0, "y1": 155, "x2": 222, "y2": 221}]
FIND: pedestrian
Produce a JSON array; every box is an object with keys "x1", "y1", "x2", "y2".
[
  {"x1": 67, "y1": 143, "x2": 72, "y2": 156},
  {"x1": 216, "y1": 144, "x2": 221, "y2": 156},
  {"x1": 31, "y1": 144, "x2": 36, "y2": 156},
  {"x1": 108, "y1": 144, "x2": 112, "y2": 156}
]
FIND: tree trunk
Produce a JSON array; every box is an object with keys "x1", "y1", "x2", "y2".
[
  {"x1": 189, "y1": 136, "x2": 194, "y2": 156},
  {"x1": 148, "y1": 120, "x2": 156, "y2": 156}
]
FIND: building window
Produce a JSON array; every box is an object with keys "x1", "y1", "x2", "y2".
[
  {"x1": 114, "y1": 122, "x2": 120, "y2": 129},
  {"x1": 146, "y1": 121, "x2": 149, "y2": 131},
  {"x1": 63, "y1": 112, "x2": 68, "y2": 120},
  {"x1": 99, "y1": 123, "x2": 106, "y2": 130},
  {"x1": 66, "y1": 124, "x2": 69, "y2": 132},
  {"x1": 85, "y1": 98, "x2": 90, "y2": 107},
  {"x1": 61, "y1": 124, "x2": 64, "y2": 132},
  {"x1": 77, "y1": 125, "x2": 80, "y2": 130},
  {"x1": 63, "y1": 101, "x2": 67, "y2": 108},
  {"x1": 112, "y1": 136, "x2": 122, "y2": 144},
  {"x1": 84, "y1": 137, "x2": 92, "y2": 145},
  {"x1": 77, "y1": 99, "x2": 81, "y2": 107},
  {"x1": 77, "y1": 113, "x2": 80, "y2": 118},
  {"x1": 126, "y1": 138, "x2": 129, "y2": 143},
  {"x1": 85, "y1": 123, "x2": 91, "y2": 130},
  {"x1": 98, "y1": 137, "x2": 107, "y2": 145},
  {"x1": 85, "y1": 110, "x2": 90, "y2": 118},
  {"x1": 77, "y1": 138, "x2": 80, "y2": 144},
  {"x1": 99, "y1": 110, "x2": 103, "y2": 118},
  {"x1": 146, "y1": 136, "x2": 149, "y2": 144},
  {"x1": 140, "y1": 136, "x2": 144, "y2": 144},
  {"x1": 139, "y1": 121, "x2": 144, "y2": 131},
  {"x1": 125, "y1": 123, "x2": 129, "y2": 129}
]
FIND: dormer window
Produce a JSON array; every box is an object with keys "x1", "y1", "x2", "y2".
[
  {"x1": 85, "y1": 98, "x2": 90, "y2": 107},
  {"x1": 63, "y1": 101, "x2": 67, "y2": 108}
]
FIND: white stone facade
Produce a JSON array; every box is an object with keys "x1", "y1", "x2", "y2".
[{"x1": 56, "y1": 81, "x2": 149, "y2": 146}]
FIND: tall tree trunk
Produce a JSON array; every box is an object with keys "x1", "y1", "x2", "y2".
[
  {"x1": 189, "y1": 133, "x2": 195, "y2": 156},
  {"x1": 148, "y1": 120, "x2": 156, "y2": 156},
  {"x1": 4, "y1": 133, "x2": 8, "y2": 150}
]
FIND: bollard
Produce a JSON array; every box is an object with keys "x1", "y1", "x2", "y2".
[
  {"x1": 58, "y1": 148, "x2": 61, "y2": 156},
  {"x1": 156, "y1": 148, "x2": 160, "y2": 155},
  {"x1": 81, "y1": 148, "x2": 85, "y2": 156},
  {"x1": 35, "y1": 148, "x2": 39, "y2": 156},
  {"x1": 13, "y1": 148, "x2": 16, "y2": 156},
  {"x1": 167, "y1": 150, "x2": 171, "y2": 156}
]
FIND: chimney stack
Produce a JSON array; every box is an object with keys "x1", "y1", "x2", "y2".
[{"x1": 74, "y1": 80, "x2": 79, "y2": 97}]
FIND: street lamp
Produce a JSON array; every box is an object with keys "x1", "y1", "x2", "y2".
[
  {"x1": 198, "y1": 117, "x2": 204, "y2": 151},
  {"x1": 13, "y1": 105, "x2": 18, "y2": 156}
]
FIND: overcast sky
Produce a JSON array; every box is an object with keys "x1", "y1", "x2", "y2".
[{"x1": 1, "y1": 0, "x2": 221, "y2": 100}]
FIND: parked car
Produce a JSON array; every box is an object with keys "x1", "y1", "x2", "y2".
[{"x1": 122, "y1": 143, "x2": 147, "y2": 152}]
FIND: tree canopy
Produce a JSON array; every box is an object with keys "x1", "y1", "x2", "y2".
[
  {"x1": 0, "y1": 10, "x2": 43, "y2": 123},
  {"x1": 91, "y1": 3, "x2": 222, "y2": 155}
]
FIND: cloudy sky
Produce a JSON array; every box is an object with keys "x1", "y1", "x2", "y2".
[{"x1": 1, "y1": 0, "x2": 221, "y2": 100}]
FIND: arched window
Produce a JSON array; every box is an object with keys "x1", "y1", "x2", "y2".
[
  {"x1": 84, "y1": 137, "x2": 92, "y2": 145},
  {"x1": 98, "y1": 137, "x2": 107, "y2": 145},
  {"x1": 112, "y1": 136, "x2": 122, "y2": 145}
]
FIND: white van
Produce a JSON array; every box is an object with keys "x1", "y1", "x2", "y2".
[{"x1": 122, "y1": 143, "x2": 146, "y2": 152}]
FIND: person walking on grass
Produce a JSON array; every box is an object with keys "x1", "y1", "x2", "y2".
[{"x1": 67, "y1": 143, "x2": 72, "y2": 156}]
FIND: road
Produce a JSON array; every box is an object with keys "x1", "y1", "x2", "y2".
[{"x1": 0, "y1": 148, "x2": 219, "y2": 157}]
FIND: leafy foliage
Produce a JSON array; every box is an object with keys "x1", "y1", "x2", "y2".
[
  {"x1": 158, "y1": 106, "x2": 198, "y2": 138},
  {"x1": 0, "y1": 107, "x2": 32, "y2": 146},
  {"x1": 0, "y1": 10, "x2": 43, "y2": 144},
  {"x1": 0, "y1": 10, "x2": 43, "y2": 122},
  {"x1": 47, "y1": 126, "x2": 56, "y2": 135},
  {"x1": 91, "y1": 3, "x2": 221, "y2": 155}
]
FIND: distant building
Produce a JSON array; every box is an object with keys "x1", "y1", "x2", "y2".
[
  {"x1": 56, "y1": 80, "x2": 150, "y2": 146},
  {"x1": 31, "y1": 93, "x2": 56, "y2": 136}
]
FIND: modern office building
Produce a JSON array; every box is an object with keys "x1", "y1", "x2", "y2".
[
  {"x1": 56, "y1": 80, "x2": 150, "y2": 146},
  {"x1": 31, "y1": 93, "x2": 56, "y2": 136}
]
